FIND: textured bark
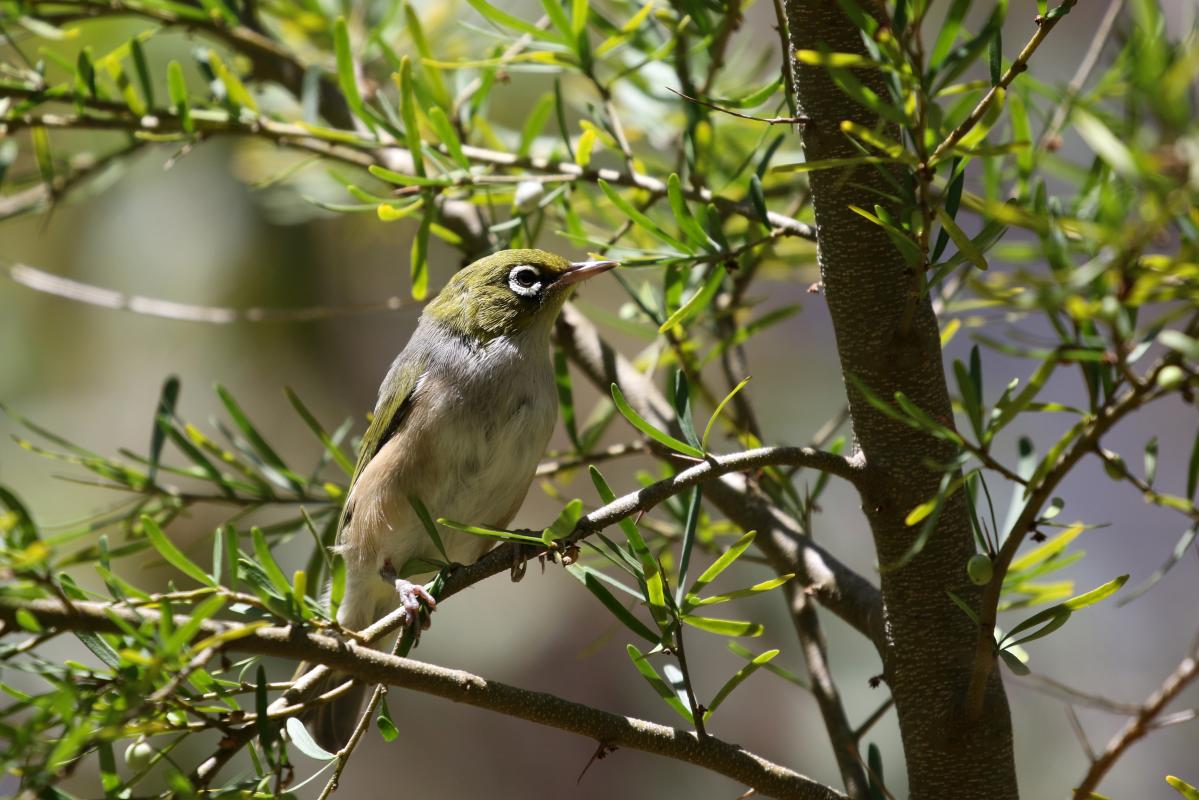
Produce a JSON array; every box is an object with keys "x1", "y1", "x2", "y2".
[{"x1": 781, "y1": 2, "x2": 1020, "y2": 797}]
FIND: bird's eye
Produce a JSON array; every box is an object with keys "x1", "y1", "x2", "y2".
[{"x1": 508, "y1": 265, "x2": 543, "y2": 297}]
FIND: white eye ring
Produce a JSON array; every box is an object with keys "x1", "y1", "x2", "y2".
[{"x1": 508, "y1": 265, "x2": 543, "y2": 297}]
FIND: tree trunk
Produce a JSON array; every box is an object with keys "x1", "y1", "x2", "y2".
[{"x1": 781, "y1": 2, "x2": 1020, "y2": 797}]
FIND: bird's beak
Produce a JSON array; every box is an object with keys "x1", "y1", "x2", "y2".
[{"x1": 559, "y1": 259, "x2": 619, "y2": 287}]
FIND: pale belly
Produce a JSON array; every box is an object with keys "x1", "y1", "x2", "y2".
[{"x1": 336, "y1": 333, "x2": 557, "y2": 624}]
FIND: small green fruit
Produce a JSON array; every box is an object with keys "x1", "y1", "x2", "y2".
[
  {"x1": 1103, "y1": 453, "x2": 1126, "y2": 480},
  {"x1": 967, "y1": 554, "x2": 994, "y2": 586},
  {"x1": 1156, "y1": 365, "x2": 1187, "y2": 391},
  {"x1": 124, "y1": 739, "x2": 154, "y2": 772}
]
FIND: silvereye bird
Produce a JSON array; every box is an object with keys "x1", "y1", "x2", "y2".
[{"x1": 307, "y1": 248, "x2": 616, "y2": 750}]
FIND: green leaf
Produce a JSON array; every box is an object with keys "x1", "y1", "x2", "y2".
[
  {"x1": 1144, "y1": 437, "x2": 1159, "y2": 488},
  {"x1": 411, "y1": 202, "x2": 432, "y2": 300},
  {"x1": 1074, "y1": 109, "x2": 1137, "y2": 180},
  {"x1": 76, "y1": 47, "x2": 97, "y2": 99},
  {"x1": 333, "y1": 17, "x2": 376, "y2": 131},
  {"x1": 666, "y1": 174, "x2": 713, "y2": 250},
  {"x1": 377, "y1": 696, "x2": 400, "y2": 742},
  {"x1": 437, "y1": 518, "x2": 544, "y2": 544},
  {"x1": 553, "y1": 78, "x2": 574, "y2": 161},
  {"x1": 691, "y1": 530, "x2": 756, "y2": 595},
  {"x1": 518, "y1": 93, "x2": 556, "y2": 157},
  {"x1": 659, "y1": 266, "x2": 726, "y2": 335},
  {"x1": 704, "y1": 648, "x2": 778, "y2": 719},
  {"x1": 427, "y1": 106, "x2": 469, "y2": 170},
  {"x1": 987, "y1": 358, "x2": 1058, "y2": 441},
  {"x1": 936, "y1": 207, "x2": 988, "y2": 270},
  {"x1": 130, "y1": 39, "x2": 154, "y2": 108},
  {"x1": 286, "y1": 717, "x2": 337, "y2": 760},
  {"x1": 285, "y1": 387, "x2": 355, "y2": 476},
  {"x1": 1001, "y1": 575, "x2": 1129, "y2": 647},
  {"x1": 75, "y1": 630, "x2": 121, "y2": 670},
  {"x1": 610, "y1": 383, "x2": 704, "y2": 457},
  {"x1": 1167, "y1": 776, "x2": 1199, "y2": 800},
  {"x1": 676, "y1": 485, "x2": 702, "y2": 605},
  {"x1": 570, "y1": 0, "x2": 589, "y2": 35},
  {"x1": 569, "y1": 564, "x2": 659, "y2": 641},
  {"x1": 1189, "y1": 427, "x2": 1199, "y2": 501},
  {"x1": 597, "y1": 180, "x2": 689, "y2": 253},
  {"x1": 543, "y1": 498, "x2": 584, "y2": 545},
  {"x1": 702, "y1": 376, "x2": 751, "y2": 452},
  {"x1": 682, "y1": 615, "x2": 764, "y2": 637},
  {"x1": 927, "y1": 0, "x2": 971, "y2": 73},
  {"x1": 252, "y1": 526, "x2": 292, "y2": 598},
  {"x1": 626, "y1": 644, "x2": 694, "y2": 722},
  {"x1": 1008, "y1": 522, "x2": 1084, "y2": 573},
  {"x1": 397, "y1": 56, "x2": 426, "y2": 177},
  {"x1": 588, "y1": 466, "x2": 668, "y2": 625},
  {"x1": 215, "y1": 384, "x2": 305, "y2": 493},
  {"x1": 947, "y1": 590, "x2": 981, "y2": 625},
  {"x1": 881, "y1": 471, "x2": 958, "y2": 572},
  {"x1": 167, "y1": 60, "x2": 193, "y2": 134},
  {"x1": 728, "y1": 641, "x2": 809, "y2": 688},
  {"x1": 574, "y1": 127, "x2": 597, "y2": 167},
  {"x1": 165, "y1": 594, "x2": 226, "y2": 653},
  {"x1": 147, "y1": 376, "x2": 180, "y2": 486},
  {"x1": 688, "y1": 574, "x2": 793, "y2": 608},
  {"x1": 748, "y1": 174, "x2": 769, "y2": 226},
  {"x1": 0, "y1": 484, "x2": 39, "y2": 549},
  {"x1": 1159, "y1": 330, "x2": 1199, "y2": 361},
  {"x1": 207, "y1": 49, "x2": 258, "y2": 112},
  {"x1": 998, "y1": 647, "x2": 1030, "y2": 676},
  {"x1": 142, "y1": 515, "x2": 215, "y2": 586},
  {"x1": 401, "y1": 496, "x2": 447, "y2": 564},
  {"x1": 539, "y1": 0, "x2": 572, "y2": 38},
  {"x1": 465, "y1": 0, "x2": 558, "y2": 39},
  {"x1": 553, "y1": 348, "x2": 581, "y2": 450}
]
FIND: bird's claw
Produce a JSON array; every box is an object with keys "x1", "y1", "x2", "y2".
[{"x1": 395, "y1": 578, "x2": 437, "y2": 630}]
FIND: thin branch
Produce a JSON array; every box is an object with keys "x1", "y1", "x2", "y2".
[
  {"x1": 783, "y1": 581, "x2": 869, "y2": 798},
  {"x1": 0, "y1": 90, "x2": 816, "y2": 240},
  {"x1": 1037, "y1": 0, "x2": 1124, "y2": 150},
  {"x1": 442, "y1": 443, "x2": 866, "y2": 596},
  {"x1": 965, "y1": 375, "x2": 1167, "y2": 718},
  {"x1": 1015, "y1": 672, "x2": 1140, "y2": 715},
  {"x1": 6, "y1": 262, "x2": 419, "y2": 323},
  {"x1": 315, "y1": 637, "x2": 403, "y2": 800},
  {"x1": 852, "y1": 698, "x2": 894, "y2": 741},
  {"x1": 26, "y1": 0, "x2": 353, "y2": 126},
  {"x1": 554, "y1": 307, "x2": 884, "y2": 646},
  {"x1": 1073, "y1": 640, "x2": 1199, "y2": 799},
  {"x1": 535, "y1": 442, "x2": 649, "y2": 477},
  {"x1": 0, "y1": 141, "x2": 147, "y2": 221},
  {"x1": 0, "y1": 597, "x2": 848, "y2": 800},
  {"x1": 929, "y1": 0, "x2": 1080, "y2": 164},
  {"x1": 1064, "y1": 705, "x2": 1095, "y2": 762},
  {"x1": 666, "y1": 87, "x2": 810, "y2": 126}
]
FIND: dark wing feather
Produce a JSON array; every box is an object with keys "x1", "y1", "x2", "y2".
[{"x1": 338, "y1": 350, "x2": 428, "y2": 531}]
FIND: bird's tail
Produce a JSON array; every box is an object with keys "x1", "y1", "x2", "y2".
[
  {"x1": 304, "y1": 666, "x2": 368, "y2": 754},
  {"x1": 301, "y1": 590, "x2": 377, "y2": 753}
]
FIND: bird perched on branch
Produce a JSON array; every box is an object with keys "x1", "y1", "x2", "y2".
[{"x1": 305, "y1": 248, "x2": 616, "y2": 751}]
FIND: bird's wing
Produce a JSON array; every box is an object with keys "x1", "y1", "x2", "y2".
[{"x1": 338, "y1": 349, "x2": 429, "y2": 530}]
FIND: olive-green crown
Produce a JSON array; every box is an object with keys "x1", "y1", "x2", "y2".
[{"x1": 425, "y1": 249, "x2": 577, "y2": 340}]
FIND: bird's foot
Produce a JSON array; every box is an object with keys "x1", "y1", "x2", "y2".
[
  {"x1": 395, "y1": 578, "x2": 437, "y2": 629},
  {"x1": 509, "y1": 542, "x2": 532, "y2": 582}
]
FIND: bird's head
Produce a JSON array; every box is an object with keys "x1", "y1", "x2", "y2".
[{"x1": 426, "y1": 249, "x2": 617, "y2": 341}]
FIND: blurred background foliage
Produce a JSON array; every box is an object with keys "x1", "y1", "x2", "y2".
[{"x1": 1, "y1": 0, "x2": 1198, "y2": 797}]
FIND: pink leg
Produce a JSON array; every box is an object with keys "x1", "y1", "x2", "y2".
[{"x1": 394, "y1": 578, "x2": 436, "y2": 627}]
